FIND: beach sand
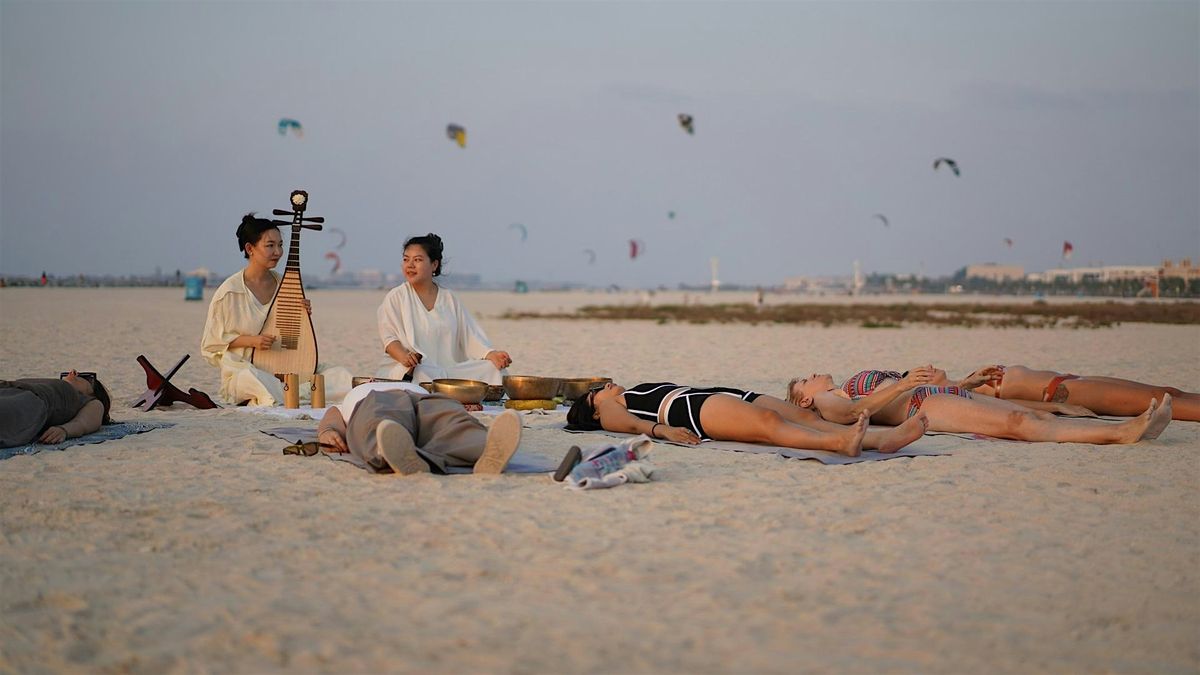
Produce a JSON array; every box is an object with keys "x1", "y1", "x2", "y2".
[{"x1": 1, "y1": 288, "x2": 1197, "y2": 673}]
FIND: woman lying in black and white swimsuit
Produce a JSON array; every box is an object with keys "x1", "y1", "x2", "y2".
[{"x1": 565, "y1": 381, "x2": 928, "y2": 457}]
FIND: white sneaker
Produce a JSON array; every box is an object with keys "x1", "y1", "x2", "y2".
[
  {"x1": 474, "y1": 410, "x2": 522, "y2": 474},
  {"x1": 376, "y1": 419, "x2": 428, "y2": 475}
]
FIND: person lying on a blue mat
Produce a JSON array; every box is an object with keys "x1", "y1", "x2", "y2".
[
  {"x1": 1, "y1": 370, "x2": 113, "y2": 448},
  {"x1": 565, "y1": 381, "x2": 927, "y2": 458}
]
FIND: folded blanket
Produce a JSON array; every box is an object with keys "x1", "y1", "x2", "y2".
[
  {"x1": 261, "y1": 427, "x2": 557, "y2": 474},
  {"x1": 1, "y1": 421, "x2": 175, "y2": 461},
  {"x1": 562, "y1": 425, "x2": 946, "y2": 465}
]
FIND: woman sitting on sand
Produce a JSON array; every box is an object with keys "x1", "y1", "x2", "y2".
[
  {"x1": 0, "y1": 370, "x2": 113, "y2": 447},
  {"x1": 374, "y1": 233, "x2": 512, "y2": 385},
  {"x1": 940, "y1": 364, "x2": 1199, "y2": 422},
  {"x1": 787, "y1": 367, "x2": 1173, "y2": 445},
  {"x1": 200, "y1": 213, "x2": 351, "y2": 406},
  {"x1": 566, "y1": 381, "x2": 931, "y2": 458}
]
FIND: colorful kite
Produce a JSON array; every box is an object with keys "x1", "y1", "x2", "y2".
[
  {"x1": 677, "y1": 114, "x2": 694, "y2": 135},
  {"x1": 446, "y1": 124, "x2": 466, "y2": 148},
  {"x1": 277, "y1": 118, "x2": 303, "y2": 138}
]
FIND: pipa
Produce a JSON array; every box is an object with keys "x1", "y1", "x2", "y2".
[{"x1": 250, "y1": 189, "x2": 324, "y2": 377}]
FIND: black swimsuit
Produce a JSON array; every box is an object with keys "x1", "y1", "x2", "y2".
[{"x1": 622, "y1": 382, "x2": 761, "y2": 441}]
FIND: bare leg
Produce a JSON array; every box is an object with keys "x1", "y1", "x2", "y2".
[
  {"x1": 701, "y1": 395, "x2": 866, "y2": 456},
  {"x1": 752, "y1": 395, "x2": 926, "y2": 452},
  {"x1": 1058, "y1": 378, "x2": 1199, "y2": 421},
  {"x1": 920, "y1": 394, "x2": 1171, "y2": 444}
]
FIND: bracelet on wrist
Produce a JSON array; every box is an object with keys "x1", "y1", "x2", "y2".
[{"x1": 651, "y1": 423, "x2": 661, "y2": 438}]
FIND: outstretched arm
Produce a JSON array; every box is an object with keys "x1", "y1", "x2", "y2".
[
  {"x1": 38, "y1": 400, "x2": 103, "y2": 443},
  {"x1": 317, "y1": 407, "x2": 350, "y2": 453},
  {"x1": 597, "y1": 403, "x2": 700, "y2": 444}
]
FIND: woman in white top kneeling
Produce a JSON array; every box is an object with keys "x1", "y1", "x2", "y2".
[{"x1": 375, "y1": 233, "x2": 512, "y2": 385}]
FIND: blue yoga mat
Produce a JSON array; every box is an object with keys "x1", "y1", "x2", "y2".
[{"x1": 1, "y1": 421, "x2": 175, "y2": 461}]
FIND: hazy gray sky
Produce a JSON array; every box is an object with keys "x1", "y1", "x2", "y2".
[{"x1": 2, "y1": 1, "x2": 1197, "y2": 286}]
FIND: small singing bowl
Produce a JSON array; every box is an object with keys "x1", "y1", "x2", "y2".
[
  {"x1": 560, "y1": 377, "x2": 613, "y2": 401},
  {"x1": 418, "y1": 381, "x2": 434, "y2": 393},
  {"x1": 503, "y1": 375, "x2": 562, "y2": 401},
  {"x1": 430, "y1": 378, "x2": 488, "y2": 404},
  {"x1": 484, "y1": 384, "x2": 505, "y2": 402}
]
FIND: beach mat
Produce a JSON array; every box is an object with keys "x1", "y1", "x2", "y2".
[
  {"x1": 261, "y1": 427, "x2": 557, "y2": 474},
  {"x1": 563, "y1": 426, "x2": 946, "y2": 465},
  {"x1": 1, "y1": 421, "x2": 175, "y2": 461}
]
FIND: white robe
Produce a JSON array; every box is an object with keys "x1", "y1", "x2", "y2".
[
  {"x1": 201, "y1": 270, "x2": 351, "y2": 406},
  {"x1": 375, "y1": 283, "x2": 505, "y2": 385}
]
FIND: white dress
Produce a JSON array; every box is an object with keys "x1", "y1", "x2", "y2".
[
  {"x1": 375, "y1": 283, "x2": 505, "y2": 385},
  {"x1": 201, "y1": 270, "x2": 352, "y2": 406}
]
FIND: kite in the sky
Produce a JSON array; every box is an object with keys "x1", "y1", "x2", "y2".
[
  {"x1": 326, "y1": 227, "x2": 347, "y2": 250},
  {"x1": 446, "y1": 123, "x2": 466, "y2": 148},
  {"x1": 668, "y1": 211, "x2": 676, "y2": 220},
  {"x1": 629, "y1": 239, "x2": 645, "y2": 260},
  {"x1": 324, "y1": 251, "x2": 341, "y2": 275},
  {"x1": 1062, "y1": 241, "x2": 1074, "y2": 260},
  {"x1": 933, "y1": 157, "x2": 960, "y2": 176},
  {"x1": 582, "y1": 249, "x2": 596, "y2": 265},
  {"x1": 1004, "y1": 237, "x2": 1014, "y2": 248},
  {"x1": 873, "y1": 214, "x2": 889, "y2": 227},
  {"x1": 278, "y1": 118, "x2": 303, "y2": 138},
  {"x1": 509, "y1": 223, "x2": 527, "y2": 242},
  {"x1": 677, "y1": 114, "x2": 694, "y2": 135}
]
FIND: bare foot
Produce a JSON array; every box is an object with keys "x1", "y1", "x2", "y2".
[
  {"x1": 836, "y1": 413, "x2": 868, "y2": 457},
  {"x1": 1140, "y1": 393, "x2": 1173, "y2": 441},
  {"x1": 1115, "y1": 397, "x2": 1163, "y2": 444},
  {"x1": 875, "y1": 413, "x2": 929, "y2": 453}
]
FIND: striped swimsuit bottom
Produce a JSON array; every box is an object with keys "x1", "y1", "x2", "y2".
[{"x1": 905, "y1": 386, "x2": 971, "y2": 418}]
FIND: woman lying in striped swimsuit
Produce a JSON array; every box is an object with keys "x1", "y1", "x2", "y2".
[
  {"x1": 945, "y1": 365, "x2": 1200, "y2": 422},
  {"x1": 566, "y1": 381, "x2": 931, "y2": 457},
  {"x1": 787, "y1": 367, "x2": 1174, "y2": 445}
]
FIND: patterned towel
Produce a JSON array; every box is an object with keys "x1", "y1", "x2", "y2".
[{"x1": 1, "y1": 421, "x2": 175, "y2": 461}]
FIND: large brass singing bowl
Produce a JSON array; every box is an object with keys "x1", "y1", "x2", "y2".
[
  {"x1": 560, "y1": 377, "x2": 613, "y2": 401},
  {"x1": 503, "y1": 375, "x2": 562, "y2": 401},
  {"x1": 431, "y1": 378, "x2": 488, "y2": 404}
]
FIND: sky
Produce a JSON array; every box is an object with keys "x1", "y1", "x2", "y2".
[{"x1": 1, "y1": 1, "x2": 1197, "y2": 287}]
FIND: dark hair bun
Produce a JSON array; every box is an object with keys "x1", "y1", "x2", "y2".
[
  {"x1": 404, "y1": 233, "x2": 447, "y2": 276},
  {"x1": 236, "y1": 212, "x2": 279, "y2": 258}
]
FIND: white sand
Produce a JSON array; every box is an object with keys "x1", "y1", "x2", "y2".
[{"x1": 1, "y1": 287, "x2": 1198, "y2": 673}]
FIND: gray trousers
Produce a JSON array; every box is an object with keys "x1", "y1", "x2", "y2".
[{"x1": 346, "y1": 390, "x2": 488, "y2": 474}]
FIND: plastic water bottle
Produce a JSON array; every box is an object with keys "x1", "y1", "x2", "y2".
[{"x1": 568, "y1": 446, "x2": 635, "y2": 483}]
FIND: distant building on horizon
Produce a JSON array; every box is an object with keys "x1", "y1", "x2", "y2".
[{"x1": 966, "y1": 264, "x2": 1025, "y2": 283}]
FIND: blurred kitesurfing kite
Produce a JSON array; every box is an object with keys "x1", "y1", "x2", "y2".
[
  {"x1": 873, "y1": 214, "x2": 889, "y2": 227},
  {"x1": 1004, "y1": 237, "x2": 1014, "y2": 248},
  {"x1": 582, "y1": 249, "x2": 597, "y2": 265},
  {"x1": 326, "y1": 227, "x2": 347, "y2": 250},
  {"x1": 677, "y1": 114, "x2": 694, "y2": 135},
  {"x1": 509, "y1": 223, "x2": 528, "y2": 242},
  {"x1": 668, "y1": 211, "x2": 676, "y2": 220},
  {"x1": 324, "y1": 251, "x2": 341, "y2": 275},
  {"x1": 1062, "y1": 241, "x2": 1074, "y2": 260},
  {"x1": 278, "y1": 118, "x2": 303, "y2": 138},
  {"x1": 933, "y1": 157, "x2": 960, "y2": 176},
  {"x1": 629, "y1": 239, "x2": 645, "y2": 260},
  {"x1": 446, "y1": 124, "x2": 467, "y2": 148}
]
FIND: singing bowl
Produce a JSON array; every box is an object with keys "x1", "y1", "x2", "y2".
[
  {"x1": 431, "y1": 378, "x2": 488, "y2": 404},
  {"x1": 484, "y1": 384, "x2": 505, "y2": 402},
  {"x1": 559, "y1": 377, "x2": 613, "y2": 401},
  {"x1": 503, "y1": 375, "x2": 562, "y2": 401}
]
